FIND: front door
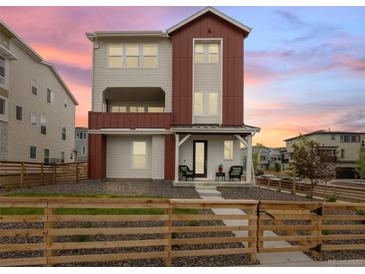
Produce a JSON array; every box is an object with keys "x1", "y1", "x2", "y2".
[{"x1": 193, "y1": 140, "x2": 207, "y2": 178}]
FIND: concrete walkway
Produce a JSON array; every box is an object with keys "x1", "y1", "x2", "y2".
[{"x1": 194, "y1": 186, "x2": 314, "y2": 266}]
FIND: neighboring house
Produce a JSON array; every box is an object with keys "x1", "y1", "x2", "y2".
[
  {"x1": 87, "y1": 7, "x2": 260, "y2": 183},
  {"x1": 0, "y1": 20, "x2": 78, "y2": 164},
  {"x1": 284, "y1": 130, "x2": 365, "y2": 178},
  {"x1": 75, "y1": 127, "x2": 88, "y2": 162},
  {"x1": 242, "y1": 145, "x2": 282, "y2": 171}
]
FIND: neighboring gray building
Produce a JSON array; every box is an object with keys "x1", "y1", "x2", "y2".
[
  {"x1": 242, "y1": 145, "x2": 282, "y2": 171},
  {"x1": 0, "y1": 20, "x2": 78, "y2": 163},
  {"x1": 75, "y1": 127, "x2": 88, "y2": 162}
]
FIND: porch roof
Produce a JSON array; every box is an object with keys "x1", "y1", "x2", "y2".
[{"x1": 171, "y1": 124, "x2": 260, "y2": 134}]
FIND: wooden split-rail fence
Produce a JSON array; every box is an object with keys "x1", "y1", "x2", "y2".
[
  {"x1": 0, "y1": 198, "x2": 364, "y2": 266},
  {"x1": 256, "y1": 178, "x2": 365, "y2": 203},
  {"x1": 0, "y1": 161, "x2": 87, "y2": 190}
]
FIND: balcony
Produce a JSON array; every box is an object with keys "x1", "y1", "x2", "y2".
[{"x1": 89, "y1": 112, "x2": 172, "y2": 130}]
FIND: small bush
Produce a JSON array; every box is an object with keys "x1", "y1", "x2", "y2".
[
  {"x1": 322, "y1": 230, "x2": 333, "y2": 235},
  {"x1": 327, "y1": 196, "x2": 337, "y2": 202},
  {"x1": 356, "y1": 210, "x2": 365, "y2": 225},
  {"x1": 70, "y1": 235, "x2": 92, "y2": 242}
]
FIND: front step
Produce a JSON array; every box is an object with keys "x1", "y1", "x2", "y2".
[
  {"x1": 195, "y1": 186, "x2": 222, "y2": 197},
  {"x1": 173, "y1": 181, "x2": 253, "y2": 187}
]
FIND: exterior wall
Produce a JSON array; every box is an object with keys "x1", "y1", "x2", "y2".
[
  {"x1": 92, "y1": 37, "x2": 172, "y2": 112},
  {"x1": 0, "y1": 120, "x2": 8, "y2": 160},
  {"x1": 88, "y1": 134, "x2": 106, "y2": 179},
  {"x1": 5, "y1": 39, "x2": 76, "y2": 163},
  {"x1": 151, "y1": 135, "x2": 165, "y2": 180},
  {"x1": 164, "y1": 134, "x2": 175, "y2": 180},
  {"x1": 179, "y1": 135, "x2": 242, "y2": 180},
  {"x1": 171, "y1": 13, "x2": 245, "y2": 126},
  {"x1": 75, "y1": 128, "x2": 88, "y2": 162}
]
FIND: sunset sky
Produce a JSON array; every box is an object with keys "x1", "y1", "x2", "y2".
[{"x1": 0, "y1": 6, "x2": 364, "y2": 147}]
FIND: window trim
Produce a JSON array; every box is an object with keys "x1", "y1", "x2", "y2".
[
  {"x1": 15, "y1": 104, "x2": 24, "y2": 122},
  {"x1": 0, "y1": 56, "x2": 6, "y2": 88},
  {"x1": 29, "y1": 145, "x2": 37, "y2": 160},
  {"x1": 108, "y1": 44, "x2": 123, "y2": 68},
  {"x1": 224, "y1": 140, "x2": 234, "y2": 160},
  {"x1": 31, "y1": 78, "x2": 38, "y2": 97},
  {"x1": 132, "y1": 141, "x2": 147, "y2": 170},
  {"x1": 142, "y1": 44, "x2": 158, "y2": 68},
  {"x1": 0, "y1": 95, "x2": 8, "y2": 122},
  {"x1": 47, "y1": 88, "x2": 54, "y2": 104},
  {"x1": 40, "y1": 116, "x2": 47, "y2": 136}
]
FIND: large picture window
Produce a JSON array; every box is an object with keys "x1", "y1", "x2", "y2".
[
  {"x1": 194, "y1": 42, "x2": 220, "y2": 64},
  {"x1": 132, "y1": 141, "x2": 146, "y2": 169}
]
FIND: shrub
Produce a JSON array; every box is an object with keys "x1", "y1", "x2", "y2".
[
  {"x1": 356, "y1": 210, "x2": 365, "y2": 225},
  {"x1": 327, "y1": 196, "x2": 337, "y2": 202},
  {"x1": 322, "y1": 230, "x2": 333, "y2": 235}
]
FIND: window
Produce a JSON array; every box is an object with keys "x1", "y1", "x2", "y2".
[
  {"x1": 331, "y1": 134, "x2": 335, "y2": 140},
  {"x1": 142, "y1": 44, "x2": 157, "y2": 68},
  {"x1": 194, "y1": 43, "x2": 220, "y2": 64},
  {"x1": 194, "y1": 44, "x2": 205, "y2": 63},
  {"x1": 82, "y1": 146, "x2": 86, "y2": 155},
  {"x1": 109, "y1": 45, "x2": 123, "y2": 68},
  {"x1": 208, "y1": 92, "x2": 218, "y2": 115},
  {"x1": 0, "y1": 96, "x2": 7, "y2": 121},
  {"x1": 0, "y1": 56, "x2": 5, "y2": 86},
  {"x1": 194, "y1": 92, "x2": 204, "y2": 115},
  {"x1": 64, "y1": 100, "x2": 68, "y2": 108},
  {"x1": 362, "y1": 140, "x2": 364, "y2": 147},
  {"x1": 15, "y1": 105, "x2": 23, "y2": 121},
  {"x1": 62, "y1": 127, "x2": 66, "y2": 140},
  {"x1": 129, "y1": 106, "x2": 145, "y2": 113},
  {"x1": 126, "y1": 44, "x2": 139, "y2": 68},
  {"x1": 44, "y1": 148, "x2": 50, "y2": 164},
  {"x1": 61, "y1": 151, "x2": 65, "y2": 163},
  {"x1": 40, "y1": 116, "x2": 47, "y2": 135},
  {"x1": 147, "y1": 107, "x2": 164, "y2": 113},
  {"x1": 224, "y1": 140, "x2": 234, "y2": 160},
  {"x1": 30, "y1": 112, "x2": 38, "y2": 126},
  {"x1": 30, "y1": 146, "x2": 37, "y2": 160},
  {"x1": 341, "y1": 134, "x2": 360, "y2": 143},
  {"x1": 111, "y1": 105, "x2": 127, "y2": 112},
  {"x1": 31, "y1": 79, "x2": 38, "y2": 96},
  {"x1": 132, "y1": 141, "x2": 146, "y2": 169},
  {"x1": 47, "y1": 88, "x2": 54, "y2": 104},
  {"x1": 340, "y1": 149, "x2": 345, "y2": 159}
]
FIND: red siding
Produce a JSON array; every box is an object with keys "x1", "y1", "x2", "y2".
[
  {"x1": 164, "y1": 134, "x2": 175, "y2": 180},
  {"x1": 88, "y1": 134, "x2": 106, "y2": 179},
  {"x1": 89, "y1": 112, "x2": 173, "y2": 130},
  {"x1": 171, "y1": 12, "x2": 246, "y2": 126}
]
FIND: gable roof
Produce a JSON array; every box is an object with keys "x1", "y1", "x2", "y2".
[
  {"x1": 284, "y1": 130, "x2": 364, "y2": 142},
  {"x1": 0, "y1": 20, "x2": 78, "y2": 105},
  {"x1": 167, "y1": 6, "x2": 251, "y2": 35}
]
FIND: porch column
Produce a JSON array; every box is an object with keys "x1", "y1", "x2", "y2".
[
  {"x1": 246, "y1": 134, "x2": 253, "y2": 184},
  {"x1": 175, "y1": 134, "x2": 179, "y2": 182}
]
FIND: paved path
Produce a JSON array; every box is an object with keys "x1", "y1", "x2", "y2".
[{"x1": 194, "y1": 186, "x2": 314, "y2": 266}]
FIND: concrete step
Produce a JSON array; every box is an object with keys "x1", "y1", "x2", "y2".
[
  {"x1": 195, "y1": 186, "x2": 217, "y2": 191},
  {"x1": 173, "y1": 181, "x2": 253, "y2": 187}
]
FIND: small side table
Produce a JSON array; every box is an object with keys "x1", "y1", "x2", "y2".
[{"x1": 215, "y1": 172, "x2": 226, "y2": 181}]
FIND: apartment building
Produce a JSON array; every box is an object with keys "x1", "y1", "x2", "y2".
[
  {"x1": 75, "y1": 127, "x2": 88, "y2": 162},
  {"x1": 87, "y1": 7, "x2": 260, "y2": 183},
  {"x1": 0, "y1": 20, "x2": 78, "y2": 163},
  {"x1": 284, "y1": 130, "x2": 365, "y2": 178},
  {"x1": 242, "y1": 145, "x2": 282, "y2": 171}
]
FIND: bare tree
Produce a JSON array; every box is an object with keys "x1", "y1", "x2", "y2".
[{"x1": 290, "y1": 137, "x2": 336, "y2": 199}]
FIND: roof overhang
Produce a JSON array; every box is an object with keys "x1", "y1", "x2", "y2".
[
  {"x1": 167, "y1": 7, "x2": 251, "y2": 35},
  {"x1": 171, "y1": 124, "x2": 260, "y2": 134},
  {"x1": 89, "y1": 128, "x2": 171, "y2": 135},
  {"x1": 86, "y1": 31, "x2": 168, "y2": 41}
]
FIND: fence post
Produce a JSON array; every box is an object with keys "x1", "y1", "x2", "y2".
[
  {"x1": 53, "y1": 165, "x2": 56, "y2": 184},
  {"x1": 41, "y1": 163, "x2": 44, "y2": 185},
  {"x1": 45, "y1": 202, "x2": 54, "y2": 266},
  {"x1": 164, "y1": 202, "x2": 172, "y2": 267},
  {"x1": 248, "y1": 205, "x2": 257, "y2": 263},
  {"x1": 20, "y1": 162, "x2": 25, "y2": 189},
  {"x1": 292, "y1": 181, "x2": 297, "y2": 195},
  {"x1": 256, "y1": 202, "x2": 263, "y2": 255},
  {"x1": 278, "y1": 180, "x2": 282, "y2": 192},
  {"x1": 75, "y1": 162, "x2": 79, "y2": 183}
]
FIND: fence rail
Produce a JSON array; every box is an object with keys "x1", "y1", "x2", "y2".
[
  {"x1": 0, "y1": 161, "x2": 87, "y2": 190},
  {"x1": 256, "y1": 178, "x2": 365, "y2": 202},
  {"x1": 0, "y1": 198, "x2": 364, "y2": 266}
]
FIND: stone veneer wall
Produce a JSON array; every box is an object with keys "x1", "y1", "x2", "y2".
[{"x1": 0, "y1": 120, "x2": 8, "y2": 160}]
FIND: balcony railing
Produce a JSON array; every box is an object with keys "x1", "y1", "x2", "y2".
[{"x1": 89, "y1": 112, "x2": 173, "y2": 130}]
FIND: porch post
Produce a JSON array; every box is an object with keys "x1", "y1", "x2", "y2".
[
  {"x1": 174, "y1": 134, "x2": 179, "y2": 182},
  {"x1": 246, "y1": 134, "x2": 253, "y2": 184}
]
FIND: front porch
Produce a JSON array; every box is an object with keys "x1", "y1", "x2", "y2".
[{"x1": 172, "y1": 125, "x2": 259, "y2": 185}]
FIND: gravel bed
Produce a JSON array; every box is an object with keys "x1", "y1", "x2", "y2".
[
  {"x1": 2, "y1": 180, "x2": 200, "y2": 199},
  {"x1": 218, "y1": 186, "x2": 311, "y2": 201}
]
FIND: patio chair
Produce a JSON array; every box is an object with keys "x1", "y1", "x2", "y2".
[
  {"x1": 179, "y1": 165, "x2": 195, "y2": 181},
  {"x1": 228, "y1": 166, "x2": 243, "y2": 181}
]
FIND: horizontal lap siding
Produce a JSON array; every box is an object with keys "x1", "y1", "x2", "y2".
[{"x1": 171, "y1": 13, "x2": 245, "y2": 126}]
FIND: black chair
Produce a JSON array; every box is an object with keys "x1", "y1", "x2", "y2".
[
  {"x1": 229, "y1": 166, "x2": 243, "y2": 181},
  {"x1": 179, "y1": 165, "x2": 195, "y2": 181}
]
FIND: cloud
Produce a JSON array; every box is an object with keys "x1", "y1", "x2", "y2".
[{"x1": 275, "y1": 10, "x2": 305, "y2": 26}]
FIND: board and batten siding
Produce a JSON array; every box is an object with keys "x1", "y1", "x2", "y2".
[
  {"x1": 171, "y1": 12, "x2": 246, "y2": 126},
  {"x1": 92, "y1": 37, "x2": 172, "y2": 113}
]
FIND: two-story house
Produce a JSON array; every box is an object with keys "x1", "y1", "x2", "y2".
[
  {"x1": 242, "y1": 145, "x2": 282, "y2": 171},
  {"x1": 87, "y1": 7, "x2": 260, "y2": 183},
  {"x1": 0, "y1": 20, "x2": 78, "y2": 163},
  {"x1": 75, "y1": 127, "x2": 88, "y2": 162},
  {"x1": 285, "y1": 130, "x2": 364, "y2": 178}
]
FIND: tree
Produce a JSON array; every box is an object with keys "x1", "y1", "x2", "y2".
[
  {"x1": 355, "y1": 150, "x2": 365, "y2": 179},
  {"x1": 253, "y1": 143, "x2": 264, "y2": 174},
  {"x1": 274, "y1": 162, "x2": 281, "y2": 173},
  {"x1": 290, "y1": 137, "x2": 336, "y2": 199}
]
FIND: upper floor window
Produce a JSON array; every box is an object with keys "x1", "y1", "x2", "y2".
[
  {"x1": 0, "y1": 96, "x2": 7, "y2": 122},
  {"x1": 194, "y1": 43, "x2": 220, "y2": 64},
  {"x1": 31, "y1": 79, "x2": 38, "y2": 96},
  {"x1": 126, "y1": 44, "x2": 140, "y2": 68},
  {"x1": 40, "y1": 116, "x2": 47, "y2": 135},
  {"x1": 0, "y1": 56, "x2": 5, "y2": 86},
  {"x1": 142, "y1": 44, "x2": 157, "y2": 68},
  {"x1": 76, "y1": 132, "x2": 87, "y2": 140},
  {"x1": 194, "y1": 92, "x2": 204, "y2": 116},
  {"x1": 47, "y1": 88, "x2": 54, "y2": 104},
  {"x1": 30, "y1": 111, "x2": 38, "y2": 126},
  {"x1": 340, "y1": 134, "x2": 360, "y2": 143},
  {"x1": 194, "y1": 91, "x2": 218, "y2": 117},
  {"x1": 64, "y1": 99, "x2": 68, "y2": 108},
  {"x1": 109, "y1": 45, "x2": 123, "y2": 68},
  {"x1": 15, "y1": 105, "x2": 23, "y2": 122},
  {"x1": 129, "y1": 106, "x2": 145, "y2": 113},
  {"x1": 62, "y1": 127, "x2": 66, "y2": 140}
]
